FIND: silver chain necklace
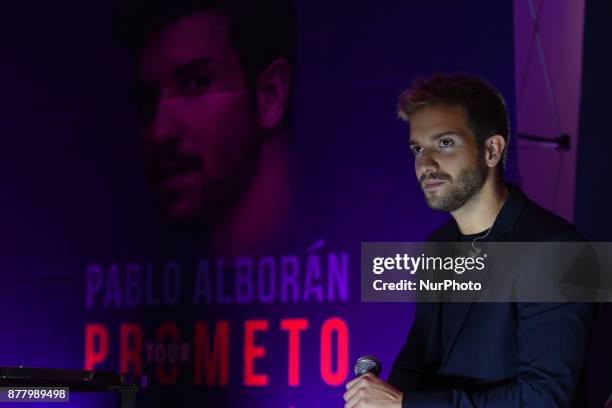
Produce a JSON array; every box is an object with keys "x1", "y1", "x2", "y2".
[{"x1": 469, "y1": 223, "x2": 494, "y2": 257}]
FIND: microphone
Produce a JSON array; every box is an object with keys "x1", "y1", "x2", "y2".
[{"x1": 354, "y1": 355, "x2": 382, "y2": 377}]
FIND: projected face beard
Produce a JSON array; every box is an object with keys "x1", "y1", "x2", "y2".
[
  {"x1": 420, "y1": 154, "x2": 487, "y2": 212},
  {"x1": 135, "y1": 11, "x2": 261, "y2": 227}
]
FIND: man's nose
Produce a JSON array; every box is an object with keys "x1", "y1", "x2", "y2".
[
  {"x1": 417, "y1": 151, "x2": 439, "y2": 175},
  {"x1": 149, "y1": 98, "x2": 181, "y2": 144}
]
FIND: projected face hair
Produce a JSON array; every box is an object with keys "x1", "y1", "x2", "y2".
[
  {"x1": 409, "y1": 105, "x2": 488, "y2": 212},
  {"x1": 135, "y1": 11, "x2": 260, "y2": 226}
]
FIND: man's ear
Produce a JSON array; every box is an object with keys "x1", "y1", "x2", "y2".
[
  {"x1": 484, "y1": 134, "x2": 506, "y2": 168},
  {"x1": 256, "y1": 57, "x2": 292, "y2": 130}
]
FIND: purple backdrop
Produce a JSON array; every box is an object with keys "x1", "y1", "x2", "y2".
[{"x1": 0, "y1": 1, "x2": 516, "y2": 407}]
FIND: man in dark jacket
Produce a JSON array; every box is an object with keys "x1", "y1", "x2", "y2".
[{"x1": 343, "y1": 74, "x2": 598, "y2": 407}]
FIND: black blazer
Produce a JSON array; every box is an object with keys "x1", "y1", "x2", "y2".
[{"x1": 388, "y1": 185, "x2": 599, "y2": 407}]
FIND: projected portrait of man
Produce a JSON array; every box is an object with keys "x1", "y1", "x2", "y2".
[{"x1": 116, "y1": 0, "x2": 296, "y2": 256}]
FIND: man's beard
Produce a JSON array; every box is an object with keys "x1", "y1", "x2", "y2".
[
  {"x1": 149, "y1": 131, "x2": 263, "y2": 231},
  {"x1": 421, "y1": 157, "x2": 488, "y2": 212}
]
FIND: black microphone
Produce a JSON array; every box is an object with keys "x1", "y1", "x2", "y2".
[{"x1": 354, "y1": 355, "x2": 381, "y2": 377}]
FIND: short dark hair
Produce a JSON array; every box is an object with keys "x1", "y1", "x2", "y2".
[
  {"x1": 398, "y1": 73, "x2": 510, "y2": 172},
  {"x1": 115, "y1": 0, "x2": 296, "y2": 88}
]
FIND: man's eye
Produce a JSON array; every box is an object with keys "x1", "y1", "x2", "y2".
[
  {"x1": 440, "y1": 138, "x2": 454, "y2": 148},
  {"x1": 181, "y1": 75, "x2": 211, "y2": 96},
  {"x1": 411, "y1": 146, "x2": 423, "y2": 155}
]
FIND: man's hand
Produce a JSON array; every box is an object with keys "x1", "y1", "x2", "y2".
[{"x1": 343, "y1": 372, "x2": 403, "y2": 408}]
